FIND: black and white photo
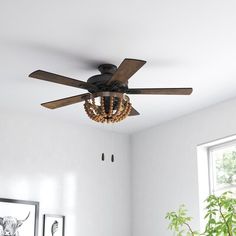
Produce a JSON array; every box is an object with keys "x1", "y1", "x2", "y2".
[
  {"x1": 0, "y1": 198, "x2": 39, "y2": 236},
  {"x1": 43, "y1": 215, "x2": 65, "y2": 236}
]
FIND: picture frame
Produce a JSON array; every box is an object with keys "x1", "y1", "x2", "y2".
[
  {"x1": 43, "y1": 214, "x2": 65, "y2": 236},
  {"x1": 0, "y1": 198, "x2": 39, "y2": 236}
]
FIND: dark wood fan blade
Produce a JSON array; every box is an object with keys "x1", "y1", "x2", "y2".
[
  {"x1": 127, "y1": 88, "x2": 193, "y2": 95},
  {"x1": 41, "y1": 93, "x2": 92, "y2": 109},
  {"x1": 129, "y1": 107, "x2": 140, "y2": 116},
  {"x1": 29, "y1": 70, "x2": 97, "y2": 91},
  {"x1": 108, "y1": 58, "x2": 146, "y2": 84}
]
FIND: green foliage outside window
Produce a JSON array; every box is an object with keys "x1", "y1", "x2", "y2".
[{"x1": 216, "y1": 151, "x2": 236, "y2": 185}]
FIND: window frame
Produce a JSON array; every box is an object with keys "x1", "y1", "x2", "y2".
[{"x1": 207, "y1": 139, "x2": 236, "y2": 195}]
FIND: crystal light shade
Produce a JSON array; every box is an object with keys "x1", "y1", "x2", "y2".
[{"x1": 84, "y1": 92, "x2": 132, "y2": 123}]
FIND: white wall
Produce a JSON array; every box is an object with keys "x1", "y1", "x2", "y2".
[
  {"x1": 3, "y1": 96, "x2": 236, "y2": 236},
  {"x1": 0, "y1": 109, "x2": 131, "y2": 236},
  {"x1": 131, "y1": 97, "x2": 236, "y2": 236}
]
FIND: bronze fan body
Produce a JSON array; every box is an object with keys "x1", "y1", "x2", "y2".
[{"x1": 29, "y1": 58, "x2": 193, "y2": 122}]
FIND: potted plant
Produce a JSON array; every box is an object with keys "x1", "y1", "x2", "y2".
[{"x1": 165, "y1": 192, "x2": 236, "y2": 235}]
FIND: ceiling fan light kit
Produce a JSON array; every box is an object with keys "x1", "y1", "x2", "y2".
[
  {"x1": 29, "y1": 58, "x2": 193, "y2": 124},
  {"x1": 84, "y1": 92, "x2": 132, "y2": 123}
]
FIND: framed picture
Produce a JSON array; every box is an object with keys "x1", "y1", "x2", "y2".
[
  {"x1": 43, "y1": 214, "x2": 65, "y2": 236},
  {"x1": 0, "y1": 198, "x2": 39, "y2": 236}
]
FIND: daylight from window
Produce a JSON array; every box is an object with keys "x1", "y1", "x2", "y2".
[{"x1": 209, "y1": 142, "x2": 236, "y2": 196}]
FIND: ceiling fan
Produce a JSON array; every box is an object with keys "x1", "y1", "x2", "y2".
[{"x1": 29, "y1": 58, "x2": 193, "y2": 123}]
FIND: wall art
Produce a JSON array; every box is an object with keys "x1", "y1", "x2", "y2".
[
  {"x1": 43, "y1": 214, "x2": 65, "y2": 236},
  {"x1": 0, "y1": 198, "x2": 39, "y2": 236}
]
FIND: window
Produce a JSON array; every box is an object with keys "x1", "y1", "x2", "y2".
[
  {"x1": 197, "y1": 136, "x2": 236, "y2": 230},
  {"x1": 208, "y1": 141, "x2": 236, "y2": 196}
]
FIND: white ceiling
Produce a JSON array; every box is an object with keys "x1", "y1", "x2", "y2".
[{"x1": 1, "y1": 0, "x2": 236, "y2": 134}]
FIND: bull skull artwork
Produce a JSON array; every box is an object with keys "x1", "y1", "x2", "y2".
[{"x1": 0, "y1": 212, "x2": 30, "y2": 236}]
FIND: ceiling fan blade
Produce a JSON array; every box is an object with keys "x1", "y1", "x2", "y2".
[
  {"x1": 127, "y1": 88, "x2": 193, "y2": 95},
  {"x1": 108, "y1": 58, "x2": 146, "y2": 84},
  {"x1": 129, "y1": 107, "x2": 140, "y2": 116},
  {"x1": 29, "y1": 70, "x2": 97, "y2": 91},
  {"x1": 41, "y1": 93, "x2": 92, "y2": 109}
]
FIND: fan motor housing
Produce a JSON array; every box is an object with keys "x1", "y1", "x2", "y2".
[
  {"x1": 87, "y1": 64, "x2": 128, "y2": 93},
  {"x1": 98, "y1": 64, "x2": 117, "y2": 74}
]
